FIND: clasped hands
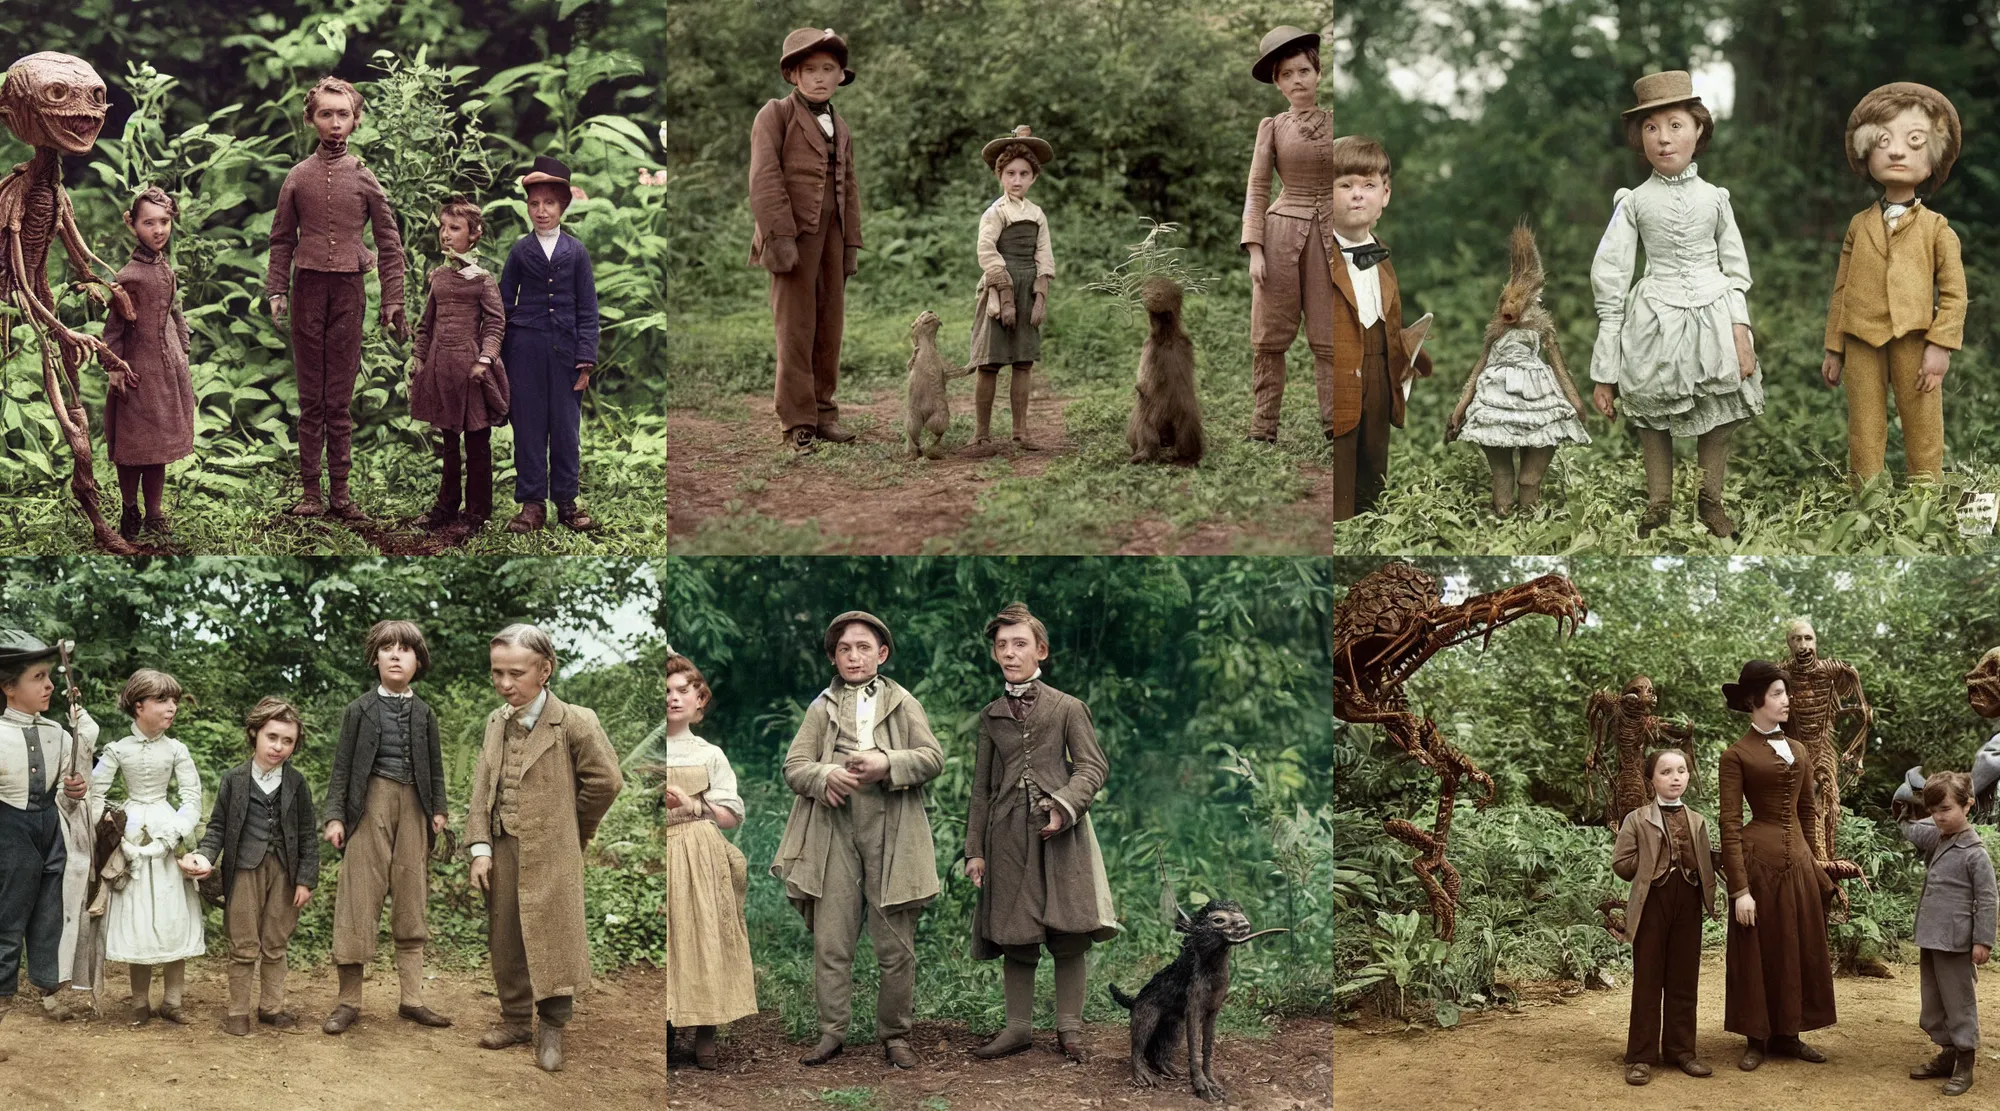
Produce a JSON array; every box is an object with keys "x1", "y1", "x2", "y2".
[{"x1": 821, "y1": 749, "x2": 891, "y2": 806}]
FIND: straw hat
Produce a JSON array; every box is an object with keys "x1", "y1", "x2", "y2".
[
  {"x1": 1622, "y1": 70, "x2": 1702, "y2": 118},
  {"x1": 1251, "y1": 25, "x2": 1320, "y2": 84},
  {"x1": 981, "y1": 125, "x2": 1054, "y2": 171},
  {"x1": 1844, "y1": 81, "x2": 1961, "y2": 191},
  {"x1": 781, "y1": 27, "x2": 854, "y2": 86}
]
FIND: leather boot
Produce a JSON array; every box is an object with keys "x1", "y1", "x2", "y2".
[
  {"x1": 1945, "y1": 1051, "x2": 1975, "y2": 1096},
  {"x1": 506, "y1": 501, "x2": 546, "y2": 534},
  {"x1": 118, "y1": 505, "x2": 141, "y2": 541},
  {"x1": 884, "y1": 1037, "x2": 918, "y2": 1069},
  {"x1": 556, "y1": 501, "x2": 600, "y2": 532},
  {"x1": 800, "y1": 1034, "x2": 844, "y2": 1066},
  {"x1": 288, "y1": 476, "x2": 324, "y2": 517},
  {"x1": 534, "y1": 1021, "x2": 564, "y2": 1072},
  {"x1": 1483, "y1": 447, "x2": 1517, "y2": 517},
  {"x1": 1914, "y1": 1047, "x2": 1957, "y2": 1079},
  {"x1": 322, "y1": 1003, "x2": 359, "y2": 1034},
  {"x1": 1637, "y1": 428, "x2": 1674, "y2": 538},
  {"x1": 222, "y1": 1013, "x2": 252, "y2": 1037},
  {"x1": 816, "y1": 418, "x2": 856, "y2": 444},
  {"x1": 327, "y1": 478, "x2": 365, "y2": 521},
  {"x1": 692, "y1": 1024, "x2": 718, "y2": 1069},
  {"x1": 1697, "y1": 492, "x2": 1738, "y2": 541},
  {"x1": 479, "y1": 1021, "x2": 533, "y2": 1049},
  {"x1": 1058, "y1": 1029, "x2": 1089, "y2": 1063},
  {"x1": 972, "y1": 1026, "x2": 1033, "y2": 1059}
]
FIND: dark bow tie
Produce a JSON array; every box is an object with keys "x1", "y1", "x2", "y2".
[
  {"x1": 845, "y1": 678, "x2": 879, "y2": 699},
  {"x1": 1344, "y1": 242, "x2": 1390, "y2": 271},
  {"x1": 1879, "y1": 195, "x2": 1919, "y2": 214}
]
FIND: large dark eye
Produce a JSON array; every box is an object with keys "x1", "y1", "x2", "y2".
[
  {"x1": 43, "y1": 82, "x2": 70, "y2": 103},
  {"x1": 88, "y1": 85, "x2": 106, "y2": 106}
]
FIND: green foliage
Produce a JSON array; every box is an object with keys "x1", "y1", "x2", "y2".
[{"x1": 665, "y1": 556, "x2": 1335, "y2": 1029}]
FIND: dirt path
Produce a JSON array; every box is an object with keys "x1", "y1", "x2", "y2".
[
  {"x1": 1334, "y1": 952, "x2": 2000, "y2": 1110},
  {"x1": 5, "y1": 962, "x2": 664, "y2": 1110},
  {"x1": 667, "y1": 1011, "x2": 1331, "y2": 1110}
]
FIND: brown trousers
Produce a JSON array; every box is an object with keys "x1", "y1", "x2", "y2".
[
  {"x1": 485, "y1": 832, "x2": 572, "y2": 1025},
  {"x1": 291, "y1": 268, "x2": 366, "y2": 482},
  {"x1": 1626, "y1": 870, "x2": 1702, "y2": 1064},
  {"x1": 770, "y1": 170, "x2": 847, "y2": 432},
  {"x1": 1843, "y1": 332, "x2": 1941, "y2": 481},
  {"x1": 332, "y1": 776, "x2": 430, "y2": 1007},
  {"x1": 1249, "y1": 214, "x2": 1339, "y2": 437},
  {"x1": 226, "y1": 854, "x2": 301, "y2": 1017},
  {"x1": 1329, "y1": 323, "x2": 1393, "y2": 520}
]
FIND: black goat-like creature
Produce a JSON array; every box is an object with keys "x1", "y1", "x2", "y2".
[{"x1": 1108, "y1": 899, "x2": 1288, "y2": 1102}]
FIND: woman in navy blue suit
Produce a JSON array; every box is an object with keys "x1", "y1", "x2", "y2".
[{"x1": 499, "y1": 156, "x2": 601, "y2": 533}]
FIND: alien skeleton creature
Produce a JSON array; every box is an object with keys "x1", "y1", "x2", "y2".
[
  {"x1": 1584, "y1": 675, "x2": 1695, "y2": 940},
  {"x1": 0, "y1": 52, "x2": 137, "y2": 554},
  {"x1": 1779, "y1": 619, "x2": 1871, "y2": 888},
  {"x1": 1333, "y1": 561, "x2": 1587, "y2": 940}
]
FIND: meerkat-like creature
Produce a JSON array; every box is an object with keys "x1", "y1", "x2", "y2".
[
  {"x1": 1126, "y1": 278, "x2": 1205, "y2": 465},
  {"x1": 903, "y1": 310, "x2": 974, "y2": 460}
]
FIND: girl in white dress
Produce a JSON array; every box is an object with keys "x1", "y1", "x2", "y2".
[{"x1": 88, "y1": 669, "x2": 205, "y2": 1024}]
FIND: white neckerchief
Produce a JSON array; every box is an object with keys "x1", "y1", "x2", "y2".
[
  {"x1": 536, "y1": 227, "x2": 561, "y2": 259},
  {"x1": 1004, "y1": 668, "x2": 1043, "y2": 698},
  {"x1": 1883, "y1": 197, "x2": 1919, "y2": 232},
  {"x1": 377, "y1": 685, "x2": 414, "y2": 699},
  {"x1": 849, "y1": 679, "x2": 880, "y2": 751},
  {"x1": 1332, "y1": 228, "x2": 1384, "y2": 329},
  {"x1": 250, "y1": 760, "x2": 284, "y2": 796},
  {"x1": 1752, "y1": 722, "x2": 1794, "y2": 765},
  {"x1": 806, "y1": 97, "x2": 835, "y2": 137},
  {"x1": 509, "y1": 688, "x2": 549, "y2": 730}
]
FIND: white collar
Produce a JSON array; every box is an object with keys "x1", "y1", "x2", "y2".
[
  {"x1": 250, "y1": 760, "x2": 285, "y2": 789},
  {"x1": 508, "y1": 688, "x2": 549, "y2": 727},
  {"x1": 1, "y1": 706, "x2": 37, "y2": 726},
  {"x1": 1004, "y1": 668, "x2": 1043, "y2": 697},
  {"x1": 377, "y1": 685, "x2": 414, "y2": 699},
  {"x1": 1656, "y1": 798, "x2": 1685, "y2": 810},
  {"x1": 535, "y1": 227, "x2": 561, "y2": 243},
  {"x1": 1751, "y1": 722, "x2": 1785, "y2": 737},
  {"x1": 1331, "y1": 228, "x2": 1377, "y2": 250},
  {"x1": 1655, "y1": 162, "x2": 1701, "y2": 185},
  {"x1": 134, "y1": 727, "x2": 168, "y2": 743}
]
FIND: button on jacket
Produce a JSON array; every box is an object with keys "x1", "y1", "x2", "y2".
[{"x1": 499, "y1": 230, "x2": 600, "y2": 367}]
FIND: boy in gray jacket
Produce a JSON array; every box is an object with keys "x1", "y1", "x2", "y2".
[{"x1": 1896, "y1": 769, "x2": 1998, "y2": 1097}]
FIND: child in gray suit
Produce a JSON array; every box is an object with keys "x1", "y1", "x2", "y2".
[{"x1": 1896, "y1": 770, "x2": 1997, "y2": 1097}]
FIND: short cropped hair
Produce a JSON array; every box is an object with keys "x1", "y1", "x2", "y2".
[
  {"x1": 244, "y1": 696, "x2": 303, "y2": 748},
  {"x1": 304, "y1": 76, "x2": 363, "y2": 122},
  {"x1": 1329, "y1": 135, "x2": 1392, "y2": 182},
  {"x1": 439, "y1": 196, "x2": 485, "y2": 245},
  {"x1": 491, "y1": 623, "x2": 558, "y2": 669},
  {"x1": 1925, "y1": 770, "x2": 1974, "y2": 811},
  {"x1": 119, "y1": 668, "x2": 186, "y2": 717},
  {"x1": 984, "y1": 602, "x2": 1050, "y2": 652},
  {"x1": 365, "y1": 620, "x2": 431, "y2": 681}
]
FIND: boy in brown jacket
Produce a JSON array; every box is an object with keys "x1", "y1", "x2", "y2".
[
  {"x1": 1611, "y1": 749, "x2": 1719, "y2": 1085},
  {"x1": 1821, "y1": 83, "x2": 1967, "y2": 484},
  {"x1": 748, "y1": 28, "x2": 863, "y2": 454},
  {"x1": 265, "y1": 75, "x2": 409, "y2": 519},
  {"x1": 768, "y1": 611, "x2": 943, "y2": 1070},
  {"x1": 1316, "y1": 135, "x2": 1431, "y2": 521}
]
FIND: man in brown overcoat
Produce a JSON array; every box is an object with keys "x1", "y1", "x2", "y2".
[
  {"x1": 769, "y1": 611, "x2": 942, "y2": 1070},
  {"x1": 749, "y1": 28, "x2": 864, "y2": 454},
  {"x1": 467, "y1": 624, "x2": 624, "y2": 1072}
]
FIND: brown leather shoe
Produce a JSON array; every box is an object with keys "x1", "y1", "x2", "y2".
[
  {"x1": 816, "y1": 419, "x2": 856, "y2": 444},
  {"x1": 972, "y1": 1028, "x2": 1033, "y2": 1060},
  {"x1": 1915, "y1": 1048, "x2": 1958, "y2": 1079},
  {"x1": 257, "y1": 1009, "x2": 301, "y2": 1032},
  {"x1": 288, "y1": 486, "x2": 325, "y2": 517},
  {"x1": 142, "y1": 514, "x2": 170, "y2": 540},
  {"x1": 1637, "y1": 502, "x2": 1671, "y2": 539},
  {"x1": 1626, "y1": 1062, "x2": 1650, "y2": 1085},
  {"x1": 118, "y1": 506, "x2": 141, "y2": 542},
  {"x1": 1697, "y1": 492, "x2": 1740, "y2": 541},
  {"x1": 692, "y1": 1025, "x2": 719, "y2": 1070},
  {"x1": 222, "y1": 1014, "x2": 252, "y2": 1037},
  {"x1": 787, "y1": 426, "x2": 818, "y2": 454},
  {"x1": 129, "y1": 1003, "x2": 152, "y2": 1026},
  {"x1": 1772, "y1": 1036, "x2": 1826, "y2": 1063},
  {"x1": 156, "y1": 1003, "x2": 191, "y2": 1025},
  {"x1": 800, "y1": 1035, "x2": 844, "y2": 1066},
  {"x1": 1675, "y1": 1054, "x2": 1712, "y2": 1077},
  {"x1": 506, "y1": 502, "x2": 546, "y2": 533},
  {"x1": 1058, "y1": 1030, "x2": 1089, "y2": 1063},
  {"x1": 414, "y1": 503, "x2": 459, "y2": 531},
  {"x1": 1738, "y1": 1044, "x2": 1764, "y2": 1071},
  {"x1": 327, "y1": 486, "x2": 366, "y2": 521},
  {"x1": 322, "y1": 1004, "x2": 360, "y2": 1035},
  {"x1": 1944, "y1": 1051, "x2": 1975, "y2": 1096},
  {"x1": 884, "y1": 1038, "x2": 917, "y2": 1069},
  {"x1": 534, "y1": 1022, "x2": 564, "y2": 1072},
  {"x1": 555, "y1": 502, "x2": 600, "y2": 532},
  {"x1": 398, "y1": 1004, "x2": 453, "y2": 1028},
  {"x1": 478, "y1": 1021, "x2": 533, "y2": 1049}
]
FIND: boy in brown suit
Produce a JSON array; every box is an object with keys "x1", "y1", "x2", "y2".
[
  {"x1": 265, "y1": 76, "x2": 409, "y2": 519},
  {"x1": 769, "y1": 611, "x2": 943, "y2": 1070},
  {"x1": 1611, "y1": 749, "x2": 1718, "y2": 1085},
  {"x1": 1314, "y1": 136, "x2": 1431, "y2": 521},
  {"x1": 749, "y1": 28, "x2": 863, "y2": 454},
  {"x1": 1821, "y1": 83, "x2": 1967, "y2": 484}
]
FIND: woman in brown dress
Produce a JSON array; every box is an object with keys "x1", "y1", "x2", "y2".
[
  {"x1": 1718, "y1": 659, "x2": 1838, "y2": 1070},
  {"x1": 409, "y1": 197, "x2": 509, "y2": 532},
  {"x1": 1241, "y1": 25, "x2": 1335, "y2": 444},
  {"x1": 103, "y1": 185, "x2": 197, "y2": 542}
]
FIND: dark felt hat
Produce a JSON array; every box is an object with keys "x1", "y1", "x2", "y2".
[
  {"x1": 823, "y1": 610, "x2": 892, "y2": 656},
  {"x1": 0, "y1": 630, "x2": 57, "y2": 675},
  {"x1": 1845, "y1": 81, "x2": 1962, "y2": 192},
  {"x1": 781, "y1": 27, "x2": 854, "y2": 86},
  {"x1": 1623, "y1": 70, "x2": 1703, "y2": 118},
  {"x1": 519, "y1": 155, "x2": 571, "y2": 190},
  {"x1": 1722, "y1": 659, "x2": 1787, "y2": 713},
  {"x1": 981, "y1": 125, "x2": 1054, "y2": 171},
  {"x1": 1252, "y1": 26, "x2": 1320, "y2": 84}
]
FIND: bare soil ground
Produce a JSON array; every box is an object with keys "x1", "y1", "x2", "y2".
[
  {"x1": 1334, "y1": 952, "x2": 2000, "y2": 1110},
  {"x1": 665, "y1": 1010, "x2": 1332, "y2": 1110},
  {"x1": 4, "y1": 962, "x2": 664, "y2": 1110}
]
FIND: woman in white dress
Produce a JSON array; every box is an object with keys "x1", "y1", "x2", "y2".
[{"x1": 88, "y1": 668, "x2": 205, "y2": 1024}]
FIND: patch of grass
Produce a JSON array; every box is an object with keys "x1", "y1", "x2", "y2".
[
  {"x1": 816, "y1": 1090, "x2": 882, "y2": 1110},
  {"x1": 674, "y1": 509, "x2": 836, "y2": 555}
]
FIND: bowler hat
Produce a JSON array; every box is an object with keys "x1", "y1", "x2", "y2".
[
  {"x1": 781, "y1": 27, "x2": 854, "y2": 86},
  {"x1": 1722, "y1": 659, "x2": 1786, "y2": 714},
  {"x1": 1623, "y1": 70, "x2": 1703, "y2": 118},
  {"x1": 519, "y1": 155, "x2": 571, "y2": 189},
  {"x1": 1252, "y1": 26, "x2": 1321, "y2": 84},
  {"x1": 823, "y1": 610, "x2": 892, "y2": 656}
]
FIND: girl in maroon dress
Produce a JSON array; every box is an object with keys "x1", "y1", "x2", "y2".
[
  {"x1": 102, "y1": 186, "x2": 196, "y2": 542},
  {"x1": 409, "y1": 197, "x2": 509, "y2": 532},
  {"x1": 1717, "y1": 659, "x2": 1838, "y2": 1070}
]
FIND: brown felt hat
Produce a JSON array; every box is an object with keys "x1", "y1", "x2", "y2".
[
  {"x1": 1722, "y1": 659, "x2": 1786, "y2": 714},
  {"x1": 1623, "y1": 70, "x2": 1703, "y2": 118},
  {"x1": 1844, "y1": 82, "x2": 1962, "y2": 192},
  {"x1": 1252, "y1": 25, "x2": 1320, "y2": 84},
  {"x1": 518, "y1": 155, "x2": 571, "y2": 189},
  {"x1": 781, "y1": 27, "x2": 854, "y2": 86},
  {"x1": 823, "y1": 610, "x2": 892, "y2": 656},
  {"x1": 981, "y1": 125, "x2": 1054, "y2": 171}
]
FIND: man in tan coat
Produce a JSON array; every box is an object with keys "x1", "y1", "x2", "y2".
[
  {"x1": 749, "y1": 28, "x2": 864, "y2": 453},
  {"x1": 770, "y1": 611, "x2": 942, "y2": 1070},
  {"x1": 1822, "y1": 82, "x2": 1967, "y2": 483},
  {"x1": 466, "y1": 624, "x2": 623, "y2": 1073}
]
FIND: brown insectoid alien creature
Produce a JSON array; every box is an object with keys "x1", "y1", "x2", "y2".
[
  {"x1": 1778, "y1": 618, "x2": 1871, "y2": 890},
  {"x1": 1125, "y1": 277, "x2": 1205, "y2": 465},
  {"x1": 902, "y1": 309, "x2": 973, "y2": 460},
  {"x1": 0, "y1": 52, "x2": 138, "y2": 554},
  {"x1": 1584, "y1": 674, "x2": 1695, "y2": 939},
  {"x1": 1333, "y1": 561, "x2": 1587, "y2": 939}
]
